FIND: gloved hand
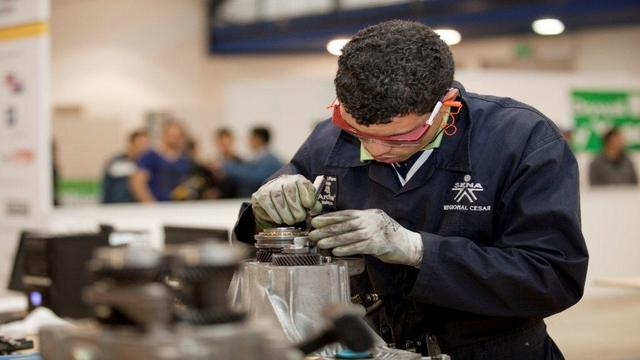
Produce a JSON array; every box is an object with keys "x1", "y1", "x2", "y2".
[
  {"x1": 309, "y1": 209, "x2": 424, "y2": 267},
  {"x1": 251, "y1": 174, "x2": 323, "y2": 228}
]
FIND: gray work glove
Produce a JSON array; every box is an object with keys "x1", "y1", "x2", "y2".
[
  {"x1": 309, "y1": 209, "x2": 424, "y2": 267},
  {"x1": 251, "y1": 174, "x2": 323, "y2": 228}
]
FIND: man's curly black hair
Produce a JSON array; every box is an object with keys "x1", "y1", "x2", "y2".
[{"x1": 335, "y1": 20, "x2": 455, "y2": 125}]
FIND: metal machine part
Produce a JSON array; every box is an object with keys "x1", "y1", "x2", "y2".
[
  {"x1": 170, "y1": 241, "x2": 246, "y2": 325},
  {"x1": 273, "y1": 235, "x2": 323, "y2": 266},
  {"x1": 0, "y1": 336, "x2": 34, "y2": 355},
  {"x1": 254, "y1": 227, "x2": 316, "y2": 264},
  {"x1": 84, "y1": 244, "x2": 171, "y2": 329},
  {"x1": 39, "y1": 241, "x2": 380, "y2": 360},
  {"x1": 39, "y1": 242, "x2": 294, "y2": 360},
  {"x1": 254, "y1": 227, "x2": 308, "y2": 251},
  {"x1": 230, "y1": 260, "x2": 351, "y2": 346},
  {"x1": 231, "y1": 257, "x2": 421, "y2": 359}
]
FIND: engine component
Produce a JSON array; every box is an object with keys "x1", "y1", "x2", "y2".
[
  {"x1": 84, "y1": 244, "x2": 170, "y2": 329},
  {"x1": 254, "y1": 227, "x2": 316, "y2": 263},
  {"x1": 254, "y1": 227, "x2": 307, "y2": 251},
  {"x1": 271, "y1": 253, "x2": 322, "y2": 266},
  {"x1": 171, "y1": 241, "x2": 245, "y2": 325},
  {"x1": 39, "y1": 242, "x2": 296, "y2": 360},
  {"x1": 230, "y1": 257, "x2": 351, "y2": 358},
  {"x1": 39, "y1": 240, "x2": 383, "y2": 360},
  {"x1": 230, "y1": 253, "x2": 422, "y2": 359},
  {"x1": 0, "y1": 336, "x2": 34, "y2": 355}
]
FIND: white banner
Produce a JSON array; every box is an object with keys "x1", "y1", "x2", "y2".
[
  {"x1": 0, "y1": 0, "x2": 50, "y2": 231},
  {"x1": 0, "y1": 0, "x2": 49, "y2": 27}
]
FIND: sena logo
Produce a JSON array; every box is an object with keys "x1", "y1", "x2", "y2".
[
  {"x1": 443, "y1": 175, "x2": 491, "y2": 212},
  {"x1": 452, "y1": 174, "x2": 483, "y2": 203}
]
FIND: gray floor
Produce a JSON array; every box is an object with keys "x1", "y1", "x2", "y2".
[{"x1": 547, "y1": 292, "x2": 640, "y2": 360}]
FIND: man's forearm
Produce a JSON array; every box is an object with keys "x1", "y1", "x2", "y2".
[{"x1": 129, "y1": 173, "x2": 155, "y2": 202}]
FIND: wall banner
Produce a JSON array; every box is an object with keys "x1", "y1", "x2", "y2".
[
  {"x1": 572, "y1": 89, "x2": 640, "y2": 152},
  {"x1": 0, "y1": 0, "x2": 50, "y2": 229}
]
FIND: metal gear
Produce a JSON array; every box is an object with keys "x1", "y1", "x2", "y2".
[{"x1": 271, "y1": 253, "x2": 322, "y2": 266}]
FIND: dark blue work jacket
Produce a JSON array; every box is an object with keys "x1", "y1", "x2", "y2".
[{"x1": 234, "y1": 82, "x2": 588, "y2": 359}]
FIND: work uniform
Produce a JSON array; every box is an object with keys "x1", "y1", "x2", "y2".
[{"x1": 234, "y1": 81, "x2": 588, "y2": 359}]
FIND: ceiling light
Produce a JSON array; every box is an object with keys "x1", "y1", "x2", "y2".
[
  {"x1": 532, "y1": 18, "x2": 565, "y2": 35},
  {"x1": 326, "y1": 38, "x2": 350, "y2": 56},
  {"x1": 434, "y1": 29, "x2": 462, "y2": 45}
]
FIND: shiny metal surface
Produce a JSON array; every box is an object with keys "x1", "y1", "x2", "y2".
[
  {"x1": 230, "y1": 261, "x2": 421, "y2": 359},
  {"x1": 254, "y1": 227, "x2": 308, "y2": 249},
  {"x1": 231, "y1": 261, "x2": 351, "y2": 344}
]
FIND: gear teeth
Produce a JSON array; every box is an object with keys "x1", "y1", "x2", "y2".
[
  {"x1": 271, "y1": 254, "x2": 322, "y2": 266},
  {"x1": 256, "y1": 249, "x2": 279, "y2": 263}
]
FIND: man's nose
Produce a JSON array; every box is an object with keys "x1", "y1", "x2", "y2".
[{"x1": 364, "y1": 140, "x2": 392, "y2": 156}]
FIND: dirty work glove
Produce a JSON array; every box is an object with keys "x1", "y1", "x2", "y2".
[
  {"x1": 309, "y1": 209, "x2": 424, "y2": 267},
  {"x1": 251, "y1": 174, "x2": 323, "y2": 228}
]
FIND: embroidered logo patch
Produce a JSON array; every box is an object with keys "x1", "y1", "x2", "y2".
[
  {"x1": 444, "y1": 175, "x2": 491, "y2": 212},
  {"x1": 452, "y1": 174, "x2": 483, "y2": 203}
]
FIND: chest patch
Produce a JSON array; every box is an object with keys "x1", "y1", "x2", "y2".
[{"x1": 443, "y1": 174, "x2": 492, "y2": 212}]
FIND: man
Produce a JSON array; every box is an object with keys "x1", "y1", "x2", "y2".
[
  {"x1": 209, "y1": 128, "x2": 243, "y2": 198},
  {"x1": 214, "y1": 128, "x2": 243, "y2": 163},
  {"x1": 101, "y1": 130, "x2": 149, "y2": 203},
  {"x1": 171, "y1": 138, "x2": 218, "y2": 200},
  {"x1": 129, "y1": 121, "x2": 191, "y2": 202},
  {"x1": 234, "y1": 21, "x2": 588, "y2": 359},
  {"x1": 222, "y1": 127, "x2": 283, "y2": 197},
  {"x1": 589, "y1": 128, "x2": 638, "y2": 186}
]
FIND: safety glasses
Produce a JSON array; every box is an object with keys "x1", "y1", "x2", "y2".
[{"x1": 329, "y1": 94, "x2": 462, "y2": 147}]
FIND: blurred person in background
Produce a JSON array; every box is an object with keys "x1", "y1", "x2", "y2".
[
  {"x1": 208, "y1": 127, "x2": 242, "y2": 198},
  {"x1": 171, "y1": 138, "x2": 218, "y2": 200},
  {"x1": 101, "y1": 130, "x2": 149, "y2": 203},
  {"x1": 589, "y1": 128, "x2": 638, "y2": 186},
  {"x1": 222, "y1": 126, "x2": 282, "y2": 198},
  {"x1": 130, "y1": 120, "x2": 191, "y2": 202},
  {"x1": 215, "y1": 127, "x2": 243, "y2": 163}
]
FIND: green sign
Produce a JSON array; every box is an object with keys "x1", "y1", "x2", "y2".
[{"x1": 571, "y1": 89, "x2": 640, "y2": 152}]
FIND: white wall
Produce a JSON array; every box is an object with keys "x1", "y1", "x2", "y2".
[{"x1": 51, "y1": 0, "x2": 220, "y2": 175}]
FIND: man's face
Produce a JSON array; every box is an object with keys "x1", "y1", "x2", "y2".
[
  {"x1": 131, "y1": 135, "x2": 149, "y2": 157},
  {"x1": 340, "y1": 108, "x2": 445, "y2": 163},
  {"x1": 217, "y1": 134, "x2": 233, "y2": 153},
  {"x1": 163, "y1": 124, "x2": 185, "y2": 150},
  {"x1": 606, "y1": 132, "x2": 625, "y2": 155},
  {"x1": 248, "y1": 134, "x2": 263, "y2": 152}
]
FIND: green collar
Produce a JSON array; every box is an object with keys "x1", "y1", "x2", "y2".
[{"x1": 360, "y1": 126, "x2": 445, "y2": 162}]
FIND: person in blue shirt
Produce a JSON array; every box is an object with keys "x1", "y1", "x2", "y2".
[
  {"x1": 222, "y1": 127, "x2": 283, "y2": 198},
  {"x1": 130, "y1": 121, "x2": 192, "y2": 202},
  {"x1": 234, "y1": 20, "x2": 588, "y2": 359},
  {"x1": 101, "y1": 130, "x2": 149, "y2": 203}
]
